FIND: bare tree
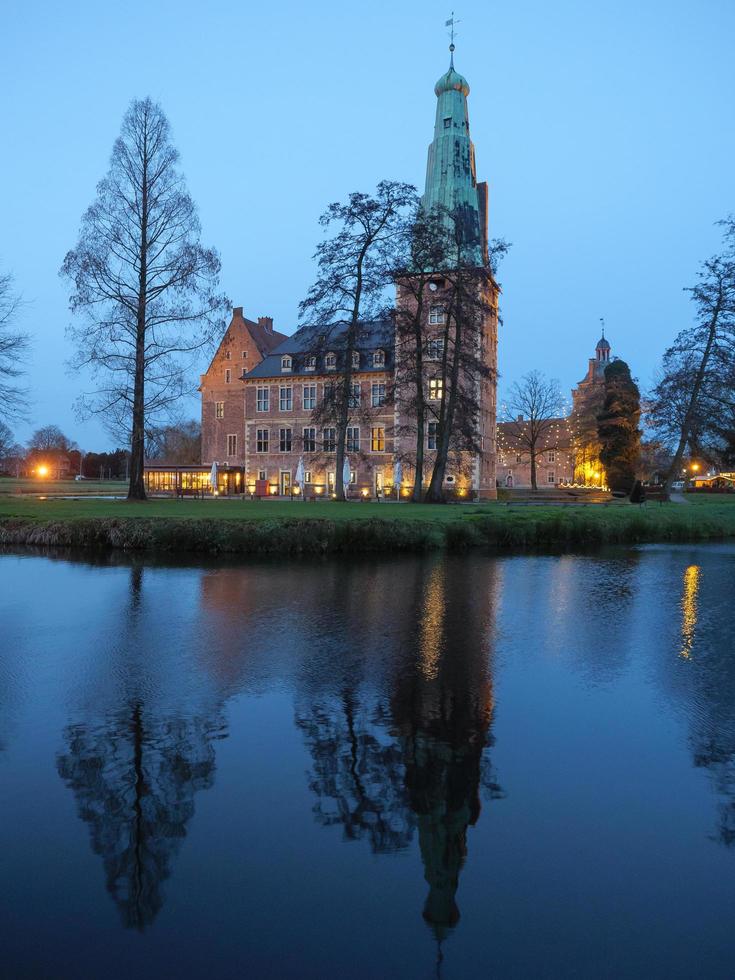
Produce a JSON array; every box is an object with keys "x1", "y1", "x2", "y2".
[
  {"x1": 0, "y1": 420, "x2": 14, "y2": 461},
  {"x1": 61, "y1": 98, "x2": 228, "y2": 500},
  {"x1": 146, "y1": 418, "x2": 201, "y2": 464},
  {"x1": 649, "y1": 222, "x2": 735, "y2": 494},
  {"x1": 501, "y1": 371, "x2": 566, "y2": 490},
  {"x1": 27, "y1": 424, "x2": 75, "y2": 453},
  {"x1": 300, "y1": 181, "x2": 416, "y2": 500},
  {"x1": 0, "y1": 271, "x2": 29, "y2": 423}
]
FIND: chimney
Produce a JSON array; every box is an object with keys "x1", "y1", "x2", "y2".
[
  {"x1": 233, "y1": 306, "x2": 243, "y2": 318},
  {"x1": 258, "y1": 316, "x2": 273, "y2": 333},
  {"x1": 517, "y1": 414, "x2": 524, "y2": 422}
]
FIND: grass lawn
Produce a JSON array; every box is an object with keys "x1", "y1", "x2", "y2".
[{"x1": 0, "y1": 477, "x2": 127, "y2": 496}]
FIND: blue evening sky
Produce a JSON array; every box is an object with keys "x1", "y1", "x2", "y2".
[{"x1": 3, "y1": 0, "x2": 734, "y2": 449}]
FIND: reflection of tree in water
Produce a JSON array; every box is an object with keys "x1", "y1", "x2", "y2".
[
  {"x1": 57, "y1": 562, "x2": 227, "y2": 930},
  {"x1": 58, "y1": 702, "x2": 226, "y2": 930},
  {"x1": 297, "y1": 557, "x2": 501, "y2": 942}
]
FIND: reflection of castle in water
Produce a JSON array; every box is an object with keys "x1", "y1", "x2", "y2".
[{"x1": 296, "y1": 556, "x2": 501, "y2": 940}]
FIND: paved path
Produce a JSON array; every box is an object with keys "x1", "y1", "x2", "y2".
[{"x1": 669, "y1": 492, "x2": 690, "y2": 504}]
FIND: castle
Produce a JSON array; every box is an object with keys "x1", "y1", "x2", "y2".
[{"x1": 191, "y1": 54, "x2": 499, "y2": 500}]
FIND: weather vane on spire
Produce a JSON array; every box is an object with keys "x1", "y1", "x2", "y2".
[
  {"x1": 600, "y1": 316, "x2": 606, "y2": 338},
  {"x1": 445, "y1": 12, "x2": 460, "y2": 67}
]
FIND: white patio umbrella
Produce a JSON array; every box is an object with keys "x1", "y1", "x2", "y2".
[
  {"x1": 342, "y1": 456, "x2": 351, "y2": 495},
  {"x1": 209, "y1": 461, "x2": 218, "y2": 494},
  {"x1": 393, "y1": 459, "x2": 402, "y2": 500},
  {"x1": 295, "y1": 456, "x2": 305, "y2": 500}
]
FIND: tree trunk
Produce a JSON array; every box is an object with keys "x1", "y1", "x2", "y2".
[
  {"x1": 128, "y1": 150, "x2": 148, "y2": 502},
  {"x1": 411, "y1": 294, "x2": 426, "y2": 502},
  {"x1": 425, "y1": 296, "x2": 462, "y2": 502},
  {"x1": 663, "y1": 305, "x2": 721, "y2": 496},
  {"x1": 530, "y1": 450, "x2": 537, "y2": 491}
]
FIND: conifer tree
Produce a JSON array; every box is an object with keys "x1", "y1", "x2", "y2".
[{"x1": 597, "y1": 359, "x2": 641, "y2": 493}]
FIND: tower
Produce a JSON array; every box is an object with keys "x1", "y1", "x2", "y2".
[{"x1": 395, "y1": 47, "x2": 498, "y2": 499}]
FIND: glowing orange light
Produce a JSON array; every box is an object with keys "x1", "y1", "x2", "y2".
[{"x1": 37, "y1": 465, "x2": 49, "y2": 478}]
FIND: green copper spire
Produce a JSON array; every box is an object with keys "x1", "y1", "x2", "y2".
[{"x1": 423, "y1": 52, "x2": 488, "y2": 267}]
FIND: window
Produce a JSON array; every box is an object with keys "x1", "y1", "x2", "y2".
[
  {"x1": 516, "y1": 454, "x2": 523, "y2": 463},
  {"x1": 371, "y1": 427, "x2": 385, "y2": 452},
  {"x1": 350, "y1": 470, "x2": 357, "y2": 485},
  {"x1": 242, "y1": 350, "x2": 248, "y2": 360},
  {"x1": 348, "y1": 382, "x2": 361, "y2": 408},
  {"x1": 279, "y1": 386, "x2": 293, "y2": 411},
  {"x1": 227, "y1": 434, "x2": 237, "y2": 456},
  {"x1": 225, "y1": 350, "x2": 232, "y2": 360},
  {"x1": 323, "y1": 382, "x2": 335, "y2": 405},
  {"x1": 256, "y1": 429, "x2": 269, "y2": 452},
  {"x1": 547, "y1": 452, "x2": 555, "y2": 463},
  {"x1": 258, "y1": 469, "x2": 267, "y2": 481},
  {"x1": 279, "y1": 427, "x2": 292, "y2": 452},
  {"x1": 256, "y1": 387, "x2": 269, "y2": 412},
  {"x1": 429, "y1": 304, "x2": 446, "y2": 325},
  {"x1": 325, "y1": 352, "x2": 337, "y2": 370},
  {"x1": 304, "y1": 470, "x2": 312, "y2": 484},
  {"x1": 323, "y1": 428, "x2": 336, "y2": 453},
  {"x1": 372, "y1": 349, "x2": 385, "y2": 368},
  {"x1": 352, "y1": 351, "x2": 360, "y2": 369},
  {"x1": 304, "y1": 355, "x2": 316, "y2": 372},
  {"x1": 429, "y1": 378, "x2": 443, "y2": 400},
  {"x1": 303, "y1": 427, "x2": 316, "y2": 453},
  {"x1": 427, "y1": 422, "x2": 438, "y2": 451},
  {"x1": 371, "y1": 382, "x2": 386, "y2": 407},
  {"x1": 281, "y1": 355, "x2": 292, "y2": 372},
  {"x1": 347, "y1": 426, "x2": 360, "y2": 452},
  {"x1": 443, "y1": 116, "x2": 451, "y2": 129},
  {"x1": 427, "y1": 338, "x2": 445, "y2": 360},
  {"x1": 225, "y1": 368, "x2": 231, "y2": 383},
  {"x1": 215, "y1": 401, "x2": 224, "y2": 419},
  {"x1": 548, "y1": 472, "x2": 555, "y2": 484},
  {"x1": 303, "y1": 384, "x2": 316, "y2": 411}
]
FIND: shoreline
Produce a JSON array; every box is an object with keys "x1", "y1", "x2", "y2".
[{"x1": 2, "y1": 508, "x2": 734, "y2": 556}]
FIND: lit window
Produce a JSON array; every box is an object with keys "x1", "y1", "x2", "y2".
[
  {"x1": 372, "y1": 349, "x2": 385, "y2": 368},
  {"x1": 371, "y1": 382, "x2": 386, "y2": 407},
  {"x1": 304, "y1": 470, "x2": 312, "y2": 484},
  {"x1": 347, "y1": 426, "x2": 360, "y2": 452},
  {"x1": 225, "y1": 368, "x2": 231, "y2": 383},
  {"x1": 303, "y1": 384, "x2": 316, "y2": 410},
  {"x1": 325, "y1": 352, "x2": 337, "y2": 370},
  {"x1": 352, "y1": 351, "x2": 360, "y2": 369},
  {"x1": 427, "y1": 422, "x2": 438, "y2": 451},
  {"x1": 429, "y1": 378, "x2": 443, "y2": 400},
  {"x1": 215, "y1": 401, "x2": 224, "y2": 419},
  {"x1": 227, "y1": 434, "x2": 237, "y2": 456},
  {"x1": 348, "y1": 382, "x2": 361, "y2": 408},
  {"x1": 279, "y1": 386, "x2": 293, "y2": 411},
  {"x1": 303, "y1": 427, "x2": 316, "y2": 453},
  {"x1": 323, "y1": 428, "x2": 336, "y2": 453},
  {"x1": 256, "y1": 387, "x2": 269, "y2": 412},
  {"x1": 350, "y1": 470, "x2": 357, "y2": 485},
  {"x1": 429, "y1": 305, "x2": 446, "y2": 325},
  {"x1": 281, "y1": 355, "x2": 292, "y2": 372},
  {"x1": 427, "y1": 338, "x2": 445, "y2": 360},
  {"x1": 304, "y1": 355, "x2": 316, "y2": 372},
  {"x1": 371, "y1": 427, "x2": 385, "y2": 452},
  {"x1": 279, "y1": 428, "x2": 292, "y2": 452},
  {"x1": 256, "y1": 429, "x2": 269, "y2": 452}
]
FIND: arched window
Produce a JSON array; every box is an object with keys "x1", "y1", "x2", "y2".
[
  {"x1": 351, "y1": 351, "x2": 360, "y2": 369},
  {"x1": 281, "y1": 355, "x2": 292, "y2": 372},
  {"x1": 325, "y1": 352, "x2": 337, "y2": 370}
]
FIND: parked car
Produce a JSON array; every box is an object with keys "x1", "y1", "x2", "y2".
[
  {"x1": 671, "y1": 480, "x2": 685, "y2": 490},
  {"x1": 74, "y1": 475, "x2": 88, "y2": 481}
]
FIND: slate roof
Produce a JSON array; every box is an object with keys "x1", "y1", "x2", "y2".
[{"x1": 242, "y1": 320, "x2": 395, "y2": 380}]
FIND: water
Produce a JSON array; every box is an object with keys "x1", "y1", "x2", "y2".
[{"x1": 1, "y1": 545, "x2": 735, "y2": 979}]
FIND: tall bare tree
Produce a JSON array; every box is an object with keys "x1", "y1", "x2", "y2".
[
  {"x1": 28, "y1": 424, "x2": 75, "y2": 453},
  {"x1": 300, "y1": 181, "x2": 416, "y2": 500},
  {"x1": 0, "y1": 271, "x2": 29, "y2": 423},
  {"x1": 61, "y1": 98, "x2": 228, "y2": 500},
  {"x1": 501, "y1": 371, "x2": 566, "y2": 490},
  {"x1": 649, "y1": 220, "x2": 735, "y2": 495}
]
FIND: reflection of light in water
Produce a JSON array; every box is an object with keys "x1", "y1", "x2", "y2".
[
  {"x1": 680, "y1": 564, "x2": 700, "y2": 660},
  {"x1": 420, "y1": 564, "x2": 445, "y2": 680}
]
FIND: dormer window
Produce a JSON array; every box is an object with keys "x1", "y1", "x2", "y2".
[
  {"x1": 351, "y1": 351, "x2": 360, "y2": 369},
  {"x1": 429, "y1": 305, "x2": 446, "y2": 325},
  {"x1": 325, "y1": 352, "x2": 337, "y2": 370},
  {"x1": 304, "y1": 355, "x2": 316, "y2": 372},
  {"x1": 372, "y1": 349, "x2": 385, "y2": 368},
  {"x1": 281, "y1": 355, "x2": 292, "y2": 373}
]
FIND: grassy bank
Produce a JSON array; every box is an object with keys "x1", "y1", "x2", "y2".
[
  {"x1": 0, "y1": 477, "x2": 127, "y2": 496},
  {"x1": 0, "y1": 495, "x2": 734, "y2": 555}
]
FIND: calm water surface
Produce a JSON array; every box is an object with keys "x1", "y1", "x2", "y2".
[{"x1": 1, "y1": 546, "x2": 735, "y2": 978}]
